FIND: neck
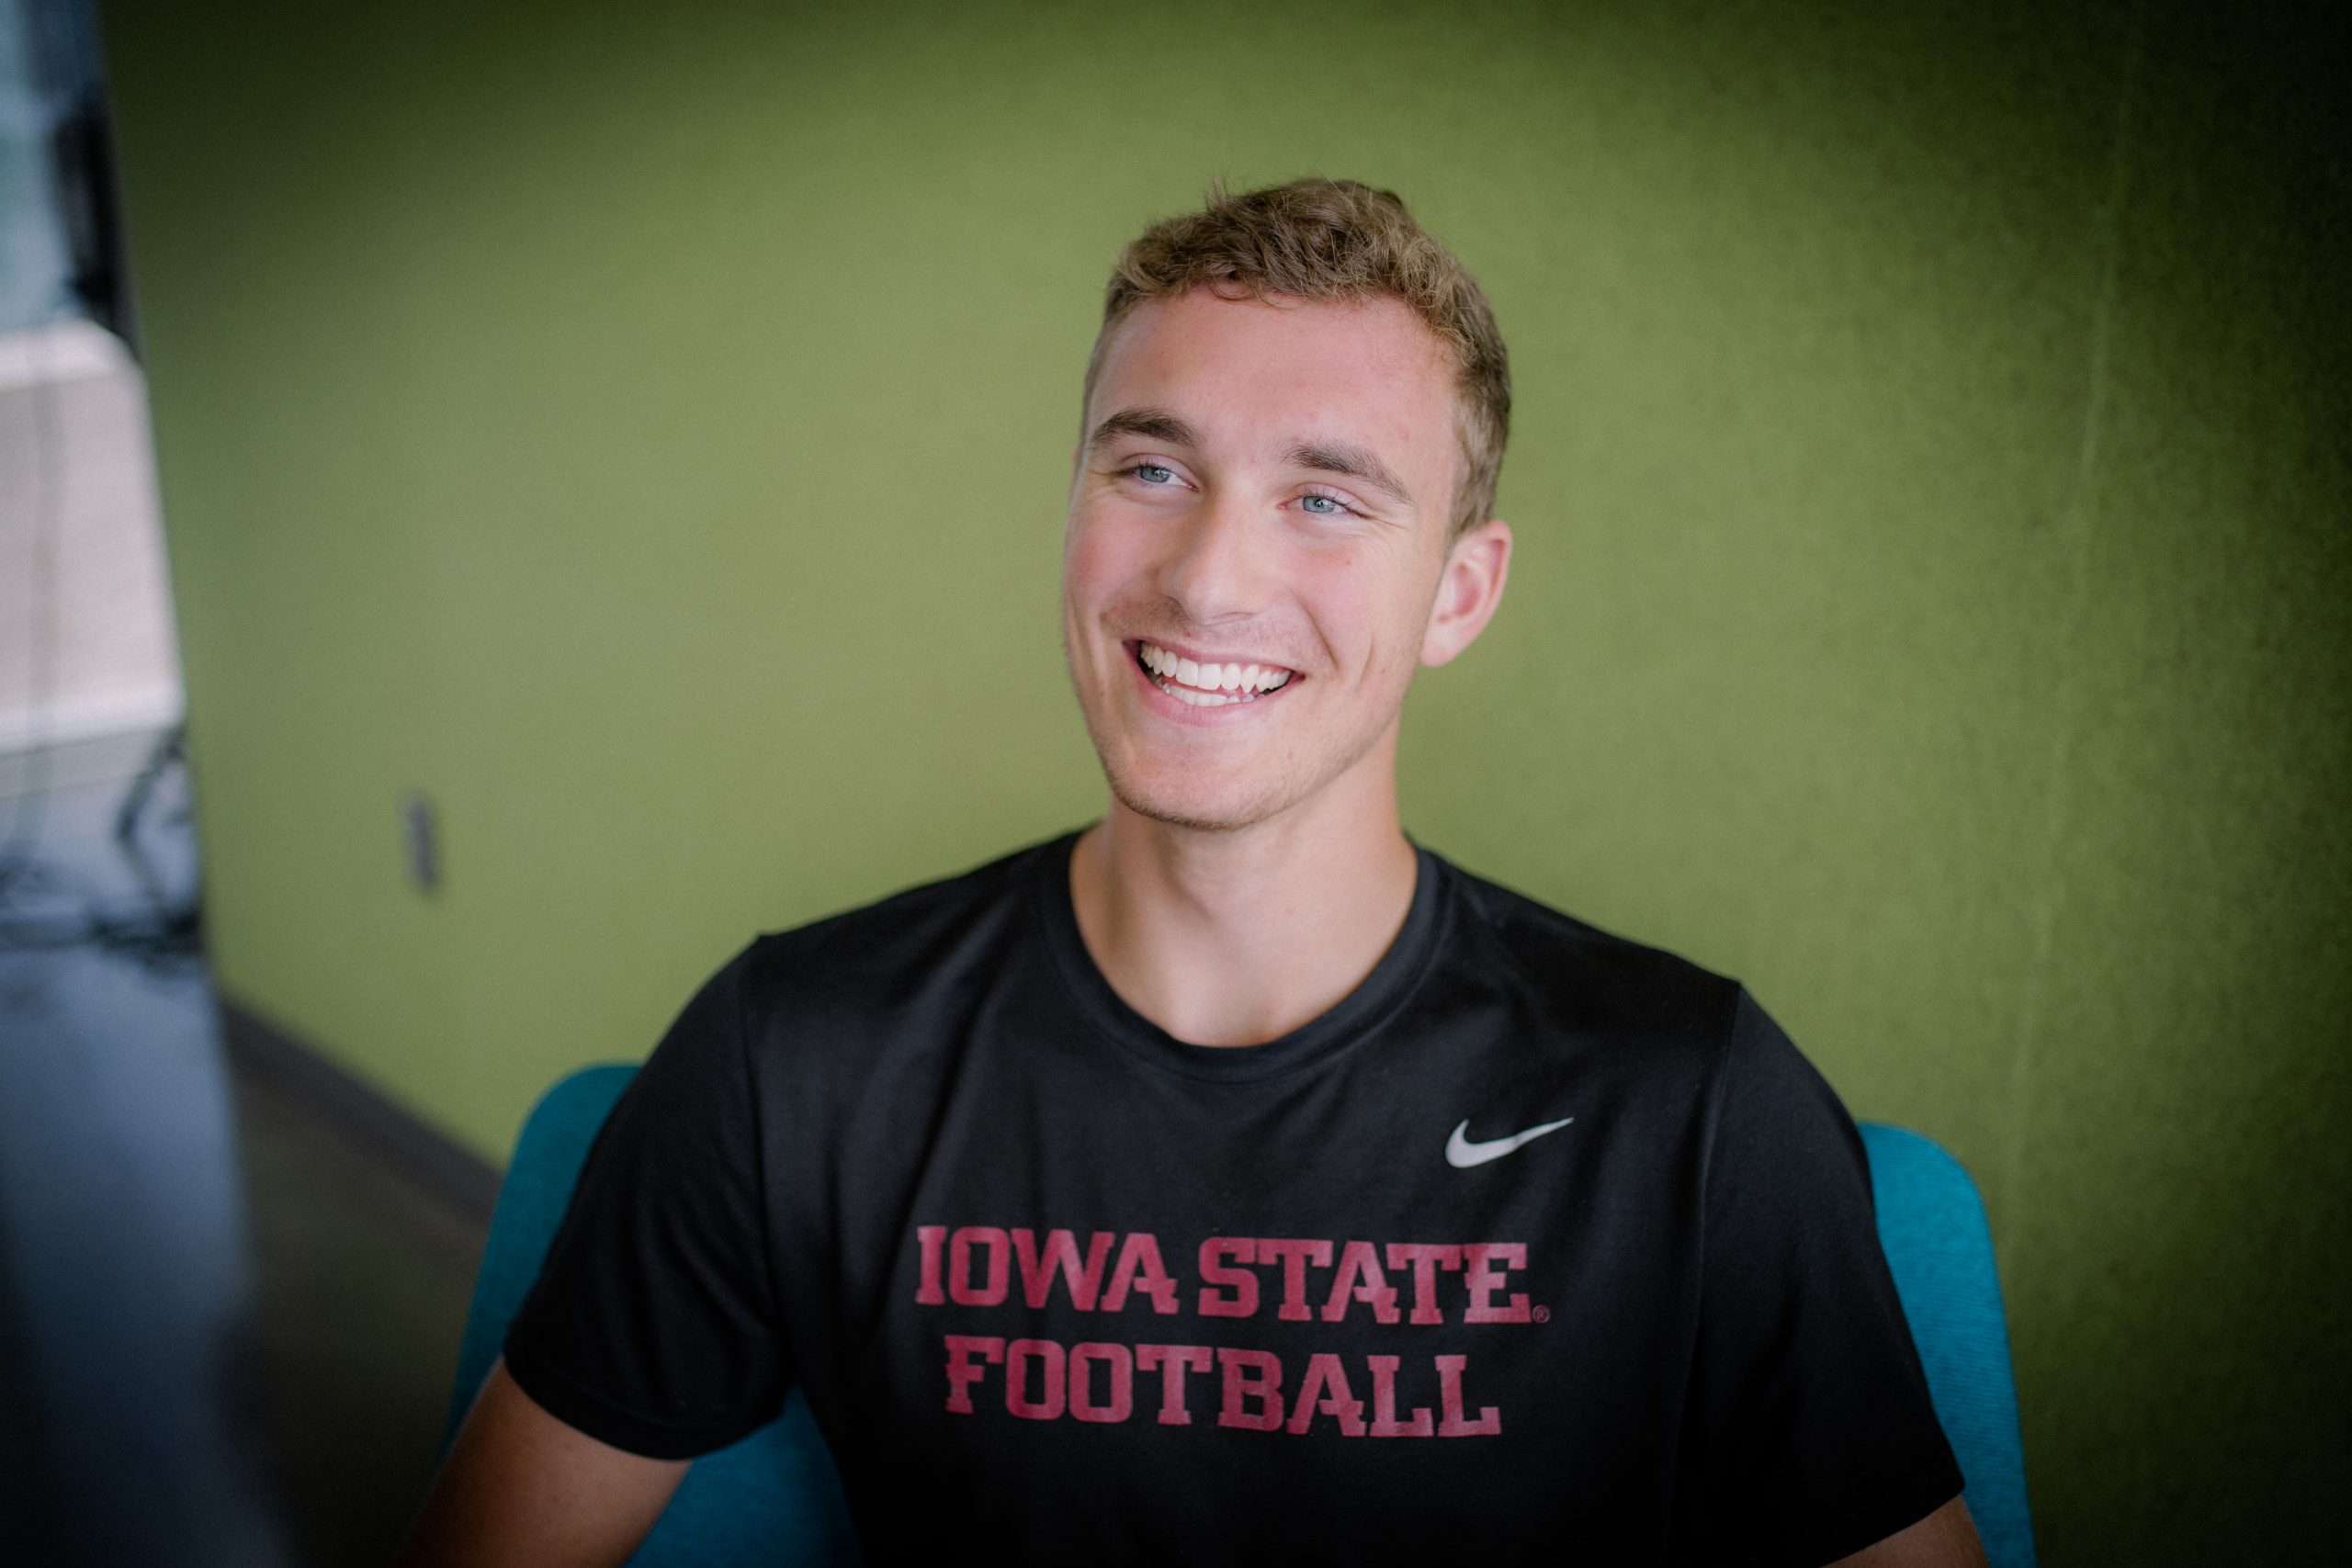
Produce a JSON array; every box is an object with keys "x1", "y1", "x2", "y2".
[{"x1": 1068, "y1": 742, "x2": 1420, "y2": 1046}]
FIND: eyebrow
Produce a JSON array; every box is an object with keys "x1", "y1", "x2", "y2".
[
  {"x1": 1087, "y1": 406, "x2": 1201, "y2": 451},
  {"x1": 1090, "y1": 406, "x2": 1417, "y2": 511},
  {"x1": 1282, "y1": 439, "x2": 1414, "y2": 508}
]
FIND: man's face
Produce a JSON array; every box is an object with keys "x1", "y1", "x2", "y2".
[{"x1": 1061, "y1": 288, "x2": 1490, "y2": 832}]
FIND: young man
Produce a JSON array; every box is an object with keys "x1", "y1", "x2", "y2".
[{"x1": 404, "y1": 180, "x2": 1984, "y2": 1565}]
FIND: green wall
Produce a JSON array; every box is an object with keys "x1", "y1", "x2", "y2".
[{"x1": 100, "y1": 1, "x2": 2348, "y2": 1559}]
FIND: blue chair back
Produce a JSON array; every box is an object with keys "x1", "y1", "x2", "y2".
[
  {"x1": 449, "y1": 1069, "x2": 2033, "y2": 1565},
  {"x1": 1857, "y1": 1123, "x2": 2037, "y2": 1566},
  {"x1": 445, "y1": 1066, "x2": 858, "y2": 1566}
]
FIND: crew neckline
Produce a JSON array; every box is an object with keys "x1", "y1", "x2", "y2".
[{"x1": 1033, "y1": 828, "x2": 1448, "y2": 1084}]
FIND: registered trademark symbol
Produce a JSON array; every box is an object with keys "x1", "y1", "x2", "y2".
[{"x1": 1532, "y1": 1304, "x2": 1551, "y2": 1323}]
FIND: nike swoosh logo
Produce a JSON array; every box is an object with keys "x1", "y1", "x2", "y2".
[{"x1": 1445, "y1": 1116, "x2": 1576, "y2": 1168}]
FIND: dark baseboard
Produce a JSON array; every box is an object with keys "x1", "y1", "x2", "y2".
[{"x1": 217, "y1": 997, "x2": 503, "y2": 1227}]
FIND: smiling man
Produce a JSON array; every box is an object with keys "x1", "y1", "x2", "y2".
[{"x1": 403, "y1": 180, "x2": 1984, "y2": 1566}]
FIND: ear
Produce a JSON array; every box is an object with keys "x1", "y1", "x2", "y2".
[{"x1": 1419, "y1": 518, "x2": 1513, "y2": 668}]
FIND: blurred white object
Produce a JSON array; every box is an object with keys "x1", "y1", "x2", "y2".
[{"x1": 0, "y1": 314, "x2": 184, "y2": 764}]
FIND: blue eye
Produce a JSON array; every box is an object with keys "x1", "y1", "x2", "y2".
[
  {"x1": 1133, "y1": 464, "x2": 1176, "y2": 485},
  {"x1": 1300, "y1": 493, "x2": 1347, "y2": 515}
]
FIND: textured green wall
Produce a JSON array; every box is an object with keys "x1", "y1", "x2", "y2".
[{"x1": 100, "y1": 1, "x2": 2348, "y2": 1559}]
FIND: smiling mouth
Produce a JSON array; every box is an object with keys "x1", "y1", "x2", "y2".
[{"x1": 1130, "y1": 641, "x2": 1296, "y2": 708}]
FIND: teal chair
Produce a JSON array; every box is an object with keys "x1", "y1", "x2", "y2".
[
  {"x1": 447, "y1": 1068, "x2": 2036, "y2": 1566},
  {"x1": 1856, "y1": 1124, "x2": 2038, "y2": 1568},
  {"x1": 442, "y1": 1066, "x2": 859, "y2": 1567}
]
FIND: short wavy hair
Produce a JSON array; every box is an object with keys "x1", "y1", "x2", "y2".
[{"x1": 1084, "y1": 177, "x2": 1510, "y2": 536}]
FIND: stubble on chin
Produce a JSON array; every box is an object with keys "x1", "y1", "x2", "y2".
[
  {"x1": 1101, "y1": 757, "x2": 1296, "y2": 834},
  {"x1": 1091, "y1": 698, "x2": 1402, "y2": 837},
  {"x1": 1080, "y1": 682, "x2": 1305, "y2": 833}
]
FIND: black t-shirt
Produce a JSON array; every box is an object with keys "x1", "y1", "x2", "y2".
[{"x1": 506, "y1": 832, "x2": 1961, "y2": 1564}]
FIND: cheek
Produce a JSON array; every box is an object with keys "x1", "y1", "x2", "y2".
[
  {"x1": 1066, "y1": 516, "x2": 1182, "y2": 649},
  {"x1": 1308, "y1": 555, "x2": 1434, "y2": 680},
  {"x1": 1063, "y1": 510, "x2": 1142, "y2": 610}
]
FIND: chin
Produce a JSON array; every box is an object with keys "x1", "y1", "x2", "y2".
[{"x1": 1102, "y1": 759, "x2": 1302, "y2": 834}]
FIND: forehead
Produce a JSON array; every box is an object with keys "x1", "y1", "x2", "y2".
[{"x1": 1088, "y1": 289, "x2": 1458, "y2": 478}]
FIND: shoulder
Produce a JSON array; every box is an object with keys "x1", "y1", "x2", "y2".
[
  {"x1": 1433, "y1": 852, "x2": 1743, "y2": 1057},
  {"x1": 736, "y1": 833, "x2": 1062, "y2": 996},
  {"x1": 704, "y1": 834, "x2": 1072, "y2": 1090},
  {"x1": 1430, "y1": 864, "x2": 1853, "y2": 1146}
]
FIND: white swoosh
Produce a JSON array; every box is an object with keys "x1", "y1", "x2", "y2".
[{"x1": 1445, "y1": 1116, "x2": 1576, "y2": 1168}]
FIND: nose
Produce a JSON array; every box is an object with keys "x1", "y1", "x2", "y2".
[{"x1": 1158, "y1": 486, "x2": 1268, "y2": 626}]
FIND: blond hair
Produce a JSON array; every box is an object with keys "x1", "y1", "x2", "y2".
[{"x1": 1084, "y1": 177, "x2": 1510, "y2": 536}]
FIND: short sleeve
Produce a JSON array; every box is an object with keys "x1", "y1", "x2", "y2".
[
  {"x1": 502, "y1": 944, "x2": 789, "y2": 1458},
  {"x1": 1670, "y1": 988, "x2": 1964, "y2": 1565}
]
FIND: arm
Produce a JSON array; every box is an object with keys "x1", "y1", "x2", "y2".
[
  {"x1": 396, "y1": 1359, "x2": 687, "y2": 1568},
  {"x1": 1829, "y1": 1495, "x2": 1988, "y2": 1568},
  {"x1": 411, "y1": 947, "x2": 786, "y2": 1562},
  {"x1": 1677, "y1": 990, "x2": 1977, "y2": 1562}
]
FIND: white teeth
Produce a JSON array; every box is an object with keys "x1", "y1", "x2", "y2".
[{"x1": 1137, "y1": 642, "x2": 1294, "y2": 700}]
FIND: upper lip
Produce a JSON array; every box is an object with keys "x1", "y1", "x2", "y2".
[{"x1": 1127, "y1": 636, "x2": 1300, "y2": 675}]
